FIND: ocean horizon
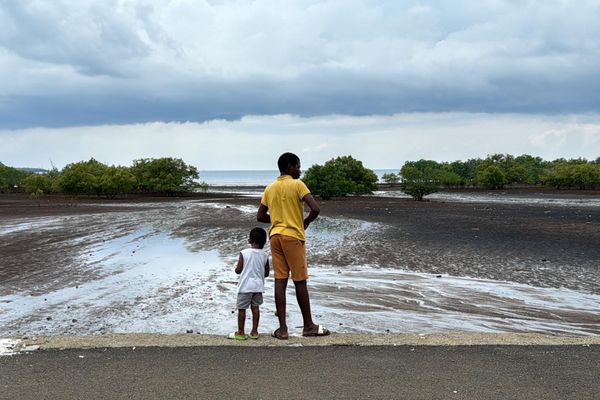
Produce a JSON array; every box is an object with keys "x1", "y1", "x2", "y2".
[{"x1": 199, "y1": 169, "x2": 399, "y2": 186}]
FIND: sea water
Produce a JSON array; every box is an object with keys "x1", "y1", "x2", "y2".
[{"x1": 200, "y1": 169, "x2": 399, "y2": 186}]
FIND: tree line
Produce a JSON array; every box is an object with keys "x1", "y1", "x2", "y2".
[
  {"x1": 388, "y1": 154, "x2": 600, "y2": 200},
  {"x1": 301, "y1": 154, "x2": 600, "y2": 201},
  {"x1": 0, "y1": 158, "x2": 205, "y2": 198},
  {"x1": 3, "y1": 153, "x2": 599, "y2": 201}
]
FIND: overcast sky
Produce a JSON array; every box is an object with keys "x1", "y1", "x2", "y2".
[{"x1": 1, "y1": 0, "x2": 599, "y2": 170}]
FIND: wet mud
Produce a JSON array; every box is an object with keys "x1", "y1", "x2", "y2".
[{"x1": 1, "y1": 192, "x2": 599, "y2": 337}]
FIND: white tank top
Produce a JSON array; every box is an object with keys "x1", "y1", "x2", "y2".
[{"x1": 238, "y1": 248, "x2": 268, "y2": 293}]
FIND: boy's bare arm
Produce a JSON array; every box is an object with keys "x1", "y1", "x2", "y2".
[
  {"x1": 257, "y1": 204, "x2": 270, "y2": 223},
  {"x1": 302, "y1": 194, "x2": 320, "y2": 229},
  {"x1": 235, "y1": 253, "x2": 244, "y2": 274},
  {"x1": 264, "y1": 259, "x2": 270, "y2": 277}
]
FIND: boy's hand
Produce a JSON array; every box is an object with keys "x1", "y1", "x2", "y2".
[
  {"x1": 235, "y1": 253, "x2": 244, "y2": 274},
  {"x1": 302, "y1": 194, "x2": 320, "y2": 230},
  {"x1": 257, "y1": 204, "x2": 270, "y2": 223}
]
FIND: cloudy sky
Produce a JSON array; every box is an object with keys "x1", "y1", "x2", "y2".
[{"x1": 1, "y1": 0, "x2": 599, "y2": 170}]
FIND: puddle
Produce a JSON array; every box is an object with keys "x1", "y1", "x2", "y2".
[{"x1": 0, "y1": 229, "x2": 232, "y2": 335}]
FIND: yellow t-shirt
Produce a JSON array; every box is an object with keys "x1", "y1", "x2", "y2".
[{"x1": 261, "y1": 175, "x2": 311, "y2": 241}]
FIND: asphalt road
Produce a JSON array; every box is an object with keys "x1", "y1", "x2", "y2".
[{"x1": 2, "y1": 345, "x2": 599, "y2": 400}]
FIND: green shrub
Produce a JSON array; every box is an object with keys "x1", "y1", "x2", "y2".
[
  {"x1": 477, "y1": 165, "x2": 507, "y2": 189},
  {"x1": 400, "y1": 160, "x2": 442, "y2": 201},
  {"x1": 131, "y1": 157, "x2": 199, "y2": 195},
  {"x1": 303, "y1": 156, "x2": 378, "y2": 199}
]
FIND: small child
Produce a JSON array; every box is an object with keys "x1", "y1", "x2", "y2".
[{"x1": 228, "y1": 227, "x2": 270, "y2": 340}]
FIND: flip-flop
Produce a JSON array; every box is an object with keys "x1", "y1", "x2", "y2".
[
  {"x1": 227, "y1": 332, "x2": 248, "y2": 340},
  {"x1": 302, "y1": 325, "x2": 330, "y2": 337},
  {"x1": 271, "y1": 328, "x2": 288, "y2": 340},
  {"x1": 248, "y1": 334, "x2": 259, "y2": 340}
]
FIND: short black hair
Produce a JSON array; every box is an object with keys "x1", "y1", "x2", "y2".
[
  {"x1": 249, "y1": 227, "x2": 267, "y2": 248},
  {"x1": 277, "y1": 152, "x2": 300, "y2": 173}
]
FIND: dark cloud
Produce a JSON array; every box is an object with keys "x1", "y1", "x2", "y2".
[
  {"x1": 1, "y1": 1, "x2": 600, "y2": 129},
  {"x1": 2, "y1": 70, "x2": 599, "y2": 130}
]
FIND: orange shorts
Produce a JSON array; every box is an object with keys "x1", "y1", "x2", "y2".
[{"x1": 270, "y1": 234, "x2": 308, "y2": 281}]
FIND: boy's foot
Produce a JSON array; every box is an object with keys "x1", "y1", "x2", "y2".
[
  {"x1": 271, "y1": 328, "x2": 289, "y2": 340},
  {"x1": 227, "y1": 332, "x2": 248, "y2": 340},
  {"x1": 302, "y1": 324, "x2": 330, "y2": 337},
  {"x1": 248, "y1": 333, "x2": 259, "y2": 340}
]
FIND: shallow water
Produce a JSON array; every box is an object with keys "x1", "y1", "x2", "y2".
[
  {"x1": 1, "y1": 200, "x2": 598, "y2": 337},
  {"x1": 204, "y1": 186, "x2": 600, "y2": 207},
  {"x1": 373, "y1": 190, "x2": 600, "y2": 207}
]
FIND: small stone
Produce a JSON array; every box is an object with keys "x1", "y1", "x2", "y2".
[
  {"x1": 71, "y1": 319, "x2": 78, "y2": 323},
  {"x1": 46, "y1": 316, "x2": 52, "y2": 321},
  {"x1": 186, "y1": 329, "x2": 193, "y2": 334},
  {"x1": 436, "y1": 275, "x2": 442, "y2": 278}
]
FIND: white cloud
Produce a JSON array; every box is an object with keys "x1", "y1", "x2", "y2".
[
  {"x1": 2, "y1": 113, "x2": 599, "y2": 170},
  {"x1": 530, "y1": 129, "x2": 569, "y2": 148}
]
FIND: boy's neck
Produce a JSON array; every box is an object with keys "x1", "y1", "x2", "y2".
[{"x1": 250, "y1": 244, "x2": 263, "y2": 249}]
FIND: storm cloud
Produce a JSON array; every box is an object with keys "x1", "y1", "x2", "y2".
[{"x1": 2, "y1": 0, "x2": 600, "y2": 129}]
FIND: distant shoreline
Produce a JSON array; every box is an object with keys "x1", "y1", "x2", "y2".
[{"x1": 2, "y1": 185, "x2": 600, "y2": 204}]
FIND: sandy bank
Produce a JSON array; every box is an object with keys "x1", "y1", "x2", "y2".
[{"x1": 11, "y1": 333, "x2": 600, "y2": 351}]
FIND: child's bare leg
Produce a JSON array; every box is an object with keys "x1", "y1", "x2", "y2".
[
  {"x1": 250, "y1": 305, "x2": 260, "y2": 336},
  {"x1": 274, "y1": 278, "x2": 289, "y2": 338},
  {"x1": 294, "y1": 279, "x2": 317, "y2": 333},
  {"x1": 237, "y1": 309, "x2": 246, "y2": 336}
]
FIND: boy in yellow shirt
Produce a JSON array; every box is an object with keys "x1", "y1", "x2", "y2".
[{"x1": 257, "y1": 152, "x2": 330, "y2": 339}]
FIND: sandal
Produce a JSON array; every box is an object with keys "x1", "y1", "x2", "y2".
[
  {"x1": 227, "y1": 332, "x2": 248, "y2": 340},
  {"x1": 271, "y1": 328, "x2": 288, "y2": 340},
  {"x1": 302, "y1": 325, "x2": 330, "y2": 337}
]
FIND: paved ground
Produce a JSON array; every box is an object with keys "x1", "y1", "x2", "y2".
[{"x1": 2, "y1": 343, "x2": 599, "y2": 399}]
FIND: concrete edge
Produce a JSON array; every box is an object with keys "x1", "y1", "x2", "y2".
[{"x1": 8, "y1": 333, "x2": 600, "y2": 351}]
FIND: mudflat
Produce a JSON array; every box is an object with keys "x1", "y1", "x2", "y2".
[{"x1": 1, "y1": 190, "x2": 599, "y2": 337}]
